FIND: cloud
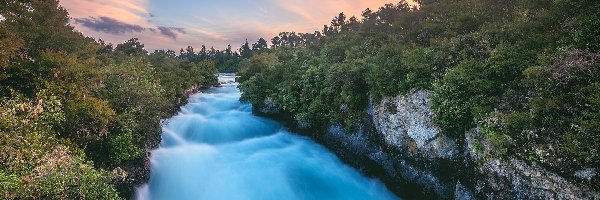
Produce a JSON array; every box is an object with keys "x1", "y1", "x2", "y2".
[
  {"x1": 61, "y1": 0, "x2": 151, "y2": 26},
  {"x1": 189, "y1": 28, "x2": 227, "y2": 42},
  {"x1": 72, "y1": 16, "x2": 188, "y2": 40},
  {"x1": 157, "y1": 26, "x2": 186, "y2": 40},
  {"x1": 73, "y1": 16, "x2": 146, "y2": 35}
]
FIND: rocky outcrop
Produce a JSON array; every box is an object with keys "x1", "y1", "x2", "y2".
[
  {"x1": 372, "y1": 90, "x2": 458, "y2": 160},
  {"x1": 466, "y1": 128, "x2": 600, "y2": 199},
  {"x1": 371, "y1": 90, "x2": 600, "y2": 199},
  {"x1": 369, "y1": 90, "x2": 462, "y2": 198},
  {"x1": 259, "y1": 97, "x2": 278, "y2": 114},
  {"x1": 321, "y1": 121, "x2": 453, "y2": 199},
  {"x1": 474, "y1": 158, "x2": 600, "y2": 199}
]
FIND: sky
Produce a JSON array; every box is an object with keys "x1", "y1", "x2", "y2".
[{"x1": 59, "y1": 0, "x2": 403, "y2": 52}]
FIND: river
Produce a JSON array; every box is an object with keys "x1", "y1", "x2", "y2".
[{"x1": 136, "y1": 74, "x2": 399, "y2": 200}]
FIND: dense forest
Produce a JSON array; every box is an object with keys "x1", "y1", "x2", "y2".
[
  {"x1": 238, "y1": 0, "x2": 600, "y2": 190},
  {"x1": 0, "y1": 0, "x2": 239, "y2": 198}
]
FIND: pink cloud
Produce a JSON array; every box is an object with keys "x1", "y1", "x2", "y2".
[
  {"x1": 61, "y1": 0, "x2": 150, "y2": 25},
  {"x1": 189, "y1": 28, "x2": 228, "y2": 42},
  {"x1": 267, "y1": 0, "x2": 404, "y2": 32}
]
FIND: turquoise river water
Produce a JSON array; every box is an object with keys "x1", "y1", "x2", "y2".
[{"x1": 135, "y1": 75, "x2": 399, "y2": 200}]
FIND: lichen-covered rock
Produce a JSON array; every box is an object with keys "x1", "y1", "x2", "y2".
[
  {"x1": 259, "y1": 97, "x2": 278, "y2": 114},
  {"x1": 575, "y1": 168, "x2": 597, "y2": 182},
  {"x1": 475, "y1": 159, "x2": 600, "y2": 199},
  {"x1": 372, "y1": 90, "x2": 458, "y2": 160},
  {"x1": 465, "y1": 128, "x2": 485, "y2": 162},
  {"x1": 466, "y1": 128, "x2": 600, "y2": 199},
  {"x1": 323, "y1": 123, "x2": 453, "y2": 199},
  {"x1": 369, "y1": 90, "x2": 460, "y2": 198},
  {"x1": 371, "y1": 90, "x2": 599, "y2": 199}
]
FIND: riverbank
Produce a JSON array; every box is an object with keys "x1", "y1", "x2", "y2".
[
  {"x1": 251, "y1": 90, "x2": 600, "y2": 199},
  {"x1": 120, "y1": 79, "x2": 220, "y2": 198},
  {"x1": 252, "y1": 107, "x2": 437, "y2": 199}
]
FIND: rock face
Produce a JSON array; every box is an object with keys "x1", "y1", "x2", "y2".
[
  {"x1": 370, "y1": 90, "x2": 599, "y2": 199},
  {"x1": 254, "y1": 89, "x2": 600, "y2": 199},
  {"x1": 369, "y1": 90, "x2": 462, "y2": 198},
  {"x1": 259, "y1": 97, "x2": 278, "y2": 114},
  {"x1": 475, "y1": 158, "x2": 600, "y2": 199},
  {"x1": 372, "y1": 90, "x2": 458, "y2": 160},
  {"x1": 466, "y1": 128, "x2": 600, "y2": 199}
]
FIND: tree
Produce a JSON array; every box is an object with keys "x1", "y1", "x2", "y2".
[
  {"x1": 239, "y1": 39, "x2": 252, "y2": 58},
  {"x1": 271, "y1": 36, "x2": 281, "y2": 48},
  {"x1": 225, "y1": 44, "x2": 233, "y2": 55},
  {"x1": 252, "y1": 38, "x2": 268, "y2": 53},
  {"x1": 332, "y1": 12, "x2": 346, "y2": 32},
  {"x1": 179, "y1": 46, "x2": 197, "y2": 62},
  {"x1": 114, "y1": 38, "x2": 147, "y2": 56},
  {"x1": 198, "y1": 45, "x2": 208, "y2": 60},
  {"x1": 0, "y1": 0, "x2": 90, "y2": 96}
]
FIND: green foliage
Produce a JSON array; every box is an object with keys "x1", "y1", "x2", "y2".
[
  {"x1": 430, "y1": 61, "x2": 478, "y2": 137},
  {"x1": 0, "y1": 91, "x2": 121, "y2": 199},
  {"x1": 238, "y1": 53, "x2": 279, "y2": 105},
  {"x1": 504, "y1": 112, "x2": 534, "y2": 136},
  {"x1": 109, "y1": 132, "x2": 142, "y2": 163},
  {"x1": 481, "y1": 127, "x2": 510, "y2": 159},
  {"x1": 565, "y1": 1, "x2": 600, "y2": 52},
  {"x1": 237, "y1": 53, "x2": 279, "y2": 83},
  {"x1": 368, "y1": 46, "x2": 440, "y2": 101},
  {"x1": 115, "y1": 38, "x2": 147, "y2": 56},
  {"x1": 521, "y1": 49, "x2": 600, "y2": 169},
  {"x1": 65, "y1": 97, "x2": 116, "y2": 143}
]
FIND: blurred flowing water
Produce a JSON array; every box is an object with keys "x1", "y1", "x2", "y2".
[{"x1": 136, "y1": 74, "x2": 399, "y2": 200}]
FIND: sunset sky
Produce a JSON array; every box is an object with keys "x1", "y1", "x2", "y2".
[{"x1": 59, "y1": 0, "x2": 402, "y2": 52}]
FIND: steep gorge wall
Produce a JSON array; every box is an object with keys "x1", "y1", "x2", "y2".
[
  {"x1": 256, "y1": 90, "x2": 600, "y2": 199},
  {"x1": 370, "y1": 90, "x2": 599, "y2": 199}
]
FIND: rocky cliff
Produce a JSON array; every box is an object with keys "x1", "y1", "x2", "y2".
[
  {"x1": 370, "y1": 90, "x2": 599, "y2": 199},
  {"x1": 255, "y1": 90, "x2": 600, "y2": 199}
]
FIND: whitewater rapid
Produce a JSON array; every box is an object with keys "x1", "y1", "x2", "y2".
[{"x1": 136, "y1": 75, "x2": 399, "y2": 200}]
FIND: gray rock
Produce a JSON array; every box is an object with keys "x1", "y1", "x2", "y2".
[
  {"x1": 297, "y1": 120, "x2": 310, "y2": 129},
  {"x1": 370, "y1": 90, "x2": 599, "y2": 199},
  {"x1": 466, "y1": 128, "x2": 600, "y2": 199},
  {"x1": 477, "y1": 158, "x2": 600, "y2": 199},
  {"x1": 372, "y1": 90, "x2": 457, "y2": 160},
  {"x1": 465, "y1": 128, "x2": 484, "y2": 161},
  {"x1": 575, "y1": 168, "x2": 597, "y2": 182},
  {"x1": 326, "y1": 124, "x2": 369, "y2": 154},
  {"x1": 259, "y1": 97, "x2": 278, "y2": 114}
]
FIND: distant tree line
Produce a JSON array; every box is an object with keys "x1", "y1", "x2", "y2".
[{"x1": 176, "y1": 37, "x2": 269, "y2": 73}]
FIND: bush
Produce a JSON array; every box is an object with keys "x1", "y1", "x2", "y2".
[{"x1": 0, "y1": 91, "x2": 121, "y2": 199}]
